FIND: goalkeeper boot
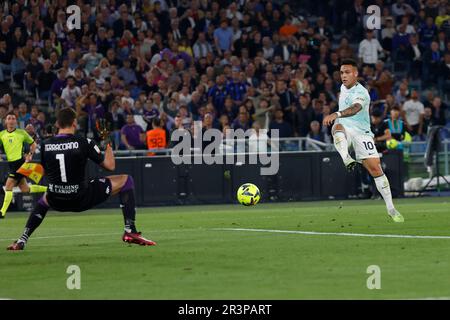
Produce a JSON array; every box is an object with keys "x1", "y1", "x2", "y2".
[
  {"x1": 122, "y1": 232, "x2": 157, "y2": 246},
  {"x1": 388, "y1": 208, "x2": 404, "y2": 223},
  {"x1": 7, "y1": 240, "x2": 25, "y2": 251}
]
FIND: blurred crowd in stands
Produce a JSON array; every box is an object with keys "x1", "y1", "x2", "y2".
[{"x1": 0, "y1": 0, "x2": 448, "y2": 153}]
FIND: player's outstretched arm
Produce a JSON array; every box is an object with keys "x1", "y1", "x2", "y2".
[
  {"x1": 323, "y1": 103, "x2": 363, "y2": 126},
  {"x1": 339, "y1": 103, "x2": 362, "y2": 118},
  {"x1": 101, "y1": 144, "x2": 115, "y2": 171},
  {"x1": 25, "y1": 142, "x2": 37, "y2": 162}
]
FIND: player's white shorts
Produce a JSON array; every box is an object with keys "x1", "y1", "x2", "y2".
[{"x1": 342, "y1": 126, "x2": 379, "y2": 162}]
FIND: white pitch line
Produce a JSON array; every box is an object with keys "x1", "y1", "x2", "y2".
[
  {"x1": 214, "y1": 228, "x2": 450, "y2": 240},
  {"x1": 0, "y1": 228, "x2": 203, "y2": 242},
  {"x1": 409, "y1": 297, "x2": 450, "y2": 300},
  {"x1": 0, "y1": 232, "x2": 122, "y2": 242}
]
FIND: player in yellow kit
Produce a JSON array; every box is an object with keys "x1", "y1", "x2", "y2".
[{"x1": 0, "y1": 112, "x2": 47, "y2": 218}]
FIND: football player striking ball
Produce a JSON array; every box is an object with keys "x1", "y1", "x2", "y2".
[{"x1": 322, "y1": 59, "x2": 404, "y2": 223}]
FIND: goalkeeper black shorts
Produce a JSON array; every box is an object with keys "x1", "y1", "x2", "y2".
[
  {"x1": 7, "y1": 158, "x2": 26, "y2": 181},
  {"x1": 47, "y1": 177, "x2": 112, "y2": 212}
]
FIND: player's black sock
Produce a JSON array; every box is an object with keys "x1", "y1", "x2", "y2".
[
  {"x1": 18, "y1": 197, "x2": 49, "y2": 244},
  {"x1": 120, "y1": 176, "x2": 138, "y2": 234}
]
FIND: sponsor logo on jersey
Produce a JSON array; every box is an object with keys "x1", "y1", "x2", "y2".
[{"x1": 49, "y1": 183, "x2": 80, "y2": 194}]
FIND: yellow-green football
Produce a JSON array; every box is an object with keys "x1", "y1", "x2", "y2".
[
  {"x1": 237, "y1": 183, "x2": 261, "y2": 206},
  {"x1": 386, "y1": 139, "x2": 399, "y2": 149}
]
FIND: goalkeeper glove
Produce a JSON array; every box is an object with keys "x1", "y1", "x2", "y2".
[{"x1": 95, "y1": 118, "x2": 112, "y2": 150}]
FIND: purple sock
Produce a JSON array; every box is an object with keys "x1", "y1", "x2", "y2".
[
  {"x1": 120, "y1": 176, "x2": 134, "y2": 192},
  {"x1": 38, "y1": 196, "x2": 49, "y2": 208}
]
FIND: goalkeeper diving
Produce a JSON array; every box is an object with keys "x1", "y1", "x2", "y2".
[
  {"x1": 7, "y1": 108, "x2": 156, "y2": 250},
  {"x1": 0, "y1": 111, "x2": 47, "y2": 219}
]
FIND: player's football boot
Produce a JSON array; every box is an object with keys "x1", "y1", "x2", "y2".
[
  {"x1": 388, "y1": 208, "x2": 404, "y2": 223},
  {"x1": 122, "y1": 232, "x2": 157, "y2": 246},
  {"x1": 6, "y1": 241, "x2": 25, "y2": 251},
  {"x1": 0, "y1": 211, "x2": 5, "y2": 219},
  {"x1": 344, "y1": 155, "x2": 357, "y2": 171}
]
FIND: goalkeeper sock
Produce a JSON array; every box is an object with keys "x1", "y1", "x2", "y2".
[
  {"x1": 374, "y1": 174, "x2": 395, "y2": 211},
  {"x1": 333, "y1": 131, "x2": 350, "y2": 162},
  {"x1": 29, "y1": 185, "x2": 48, "y2": 193},
  {"x1": 1, "y1": 190, "x2": 13, "y2": 216},
  {"x1": 120, "y1": 176, "x2": 138, "y2": 234},
  {"x1": 18, "y1": 197, "x2": 49, "y2": 244}
]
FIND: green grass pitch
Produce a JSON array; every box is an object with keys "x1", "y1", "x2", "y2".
[{"x1": 1, "y1": 197, "x2": 450, "y2": 300}]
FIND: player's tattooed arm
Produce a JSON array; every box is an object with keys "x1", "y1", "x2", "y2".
[
  {"x1": 323, "y1": 103, "x2": 362, "y2": 126},
  {"x1": 339, "y1": 103, "x2": 363, "y2": 118}
]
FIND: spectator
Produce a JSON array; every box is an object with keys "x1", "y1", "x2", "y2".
[
  {"x1": 423, "y1": 41, "x2": 442, "y2": 87},
  {"x1": 24, "y1": 51, "x2": 42, "y2": 93},
  {"x1": 422, "y1": 106, "x2": 434, "y2": 136},
  {"x1": 391, "y1": 0, "x2": 416, "y2": 23},
  {"x1": 374, "y1": 70, "x2": 395, "y2": 99},
  {"x1": 208, "y1": 74, "x2": 229, "y2": 113},
  {"x1": 435, "y1": 6, "x2": 450, "y2": 29},
  {"x1": 0, "y1": 39, "x2": 13, "y2": 84},
  {"x1": 358, "y1": 30, "x2": 385, "y2": 68},
  {"x1": 227, "y1": 70, "x2": 247, "y2": 104},
  {"x1": 418, "y1": 16, "x2": 438, "y2": 48},
  {"x1": 392, "y1": 24, "x2": 410, "y2": 56},
  {"x1": 17, "y1": 103, "x2": 31, "y2": 128},
  {"x1": 403, "y1": 90, "x2": 425, "y2": 135},
  {"x1": 28, "y1": 107, "x2": 46, "y2": 140},
  {"x1": 249, "y1": 121, "x2": 269, "y2": 154},
  {"x1": 82, "y1": 44, "x2": 103, "y2": 75},
  {"x1": 397, "y1": 15, "x2": 416, "y2": 35},
  {"x1": 336, "y1": 37, "x2": 355, "y2": 60},
  {"x1": 121, "y1": 114, "x2": 146, "y2": 150},
  {"x1": 394, "y1": 82, "x2": 409, "y2": 106},
  {"x1": 386, "y1": 105, "x2": 406, "y2": 142},
  {"x1": 381, "y1": 17, "x2": 396, "y2": 52},
  {"x1": 279, "y1": 17, "x2": 299, "y2": 38},
  {"x1": 296, "y1": 94, "x2": 315, "y2": 137},
  {"x1": 306, "y1": 120, "x2": 327, "y2": 146},
  {"x1": 114, "y1": 7, "x2": 133, "y2": 39},
  {"x1": 60, "y1": 76, "x2": 81, "y2": 108},
  {"x1": 371, "y1": 109, "x2": 391, "y2": 153},
  {"x1": 430, "y1": 96, "x2": 447, "y2": 126},
  {"x1": 214, "y1": 19, "x2": 233, "y2": 56},
  {"x1": 118, "y1": 59, "x2": 138, "y2": 86},
  {"x1": 36, "y1": 60, "x2": 56, "y2": 102},
  {"x1": 11, "y1": 47, "x2": 27, "y2": 85},
  {"x1": 440, "y1": 52, "x2": 450, "y2": 96},
  {"x1": 274, "y1": 36, "x2": 294, "y2": 62},
  {"x1": 406, "y1": 34, "x2": 425, "y2": 79},
  {"x1": 269, "y1": 108, "x2": 293, "y2": 138},
  {"x1": 253, "y1": 98, "x2": 275, "y2": 130},
  {"x1": 146, "y1": 117, "x2": 167, "y2": 156},
  {"x1": 232, "y1": 109, "x2": 251, "y2": 131},
  {"x1": 193, "y1": 32, "x2": 213, "y2": 60}
]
